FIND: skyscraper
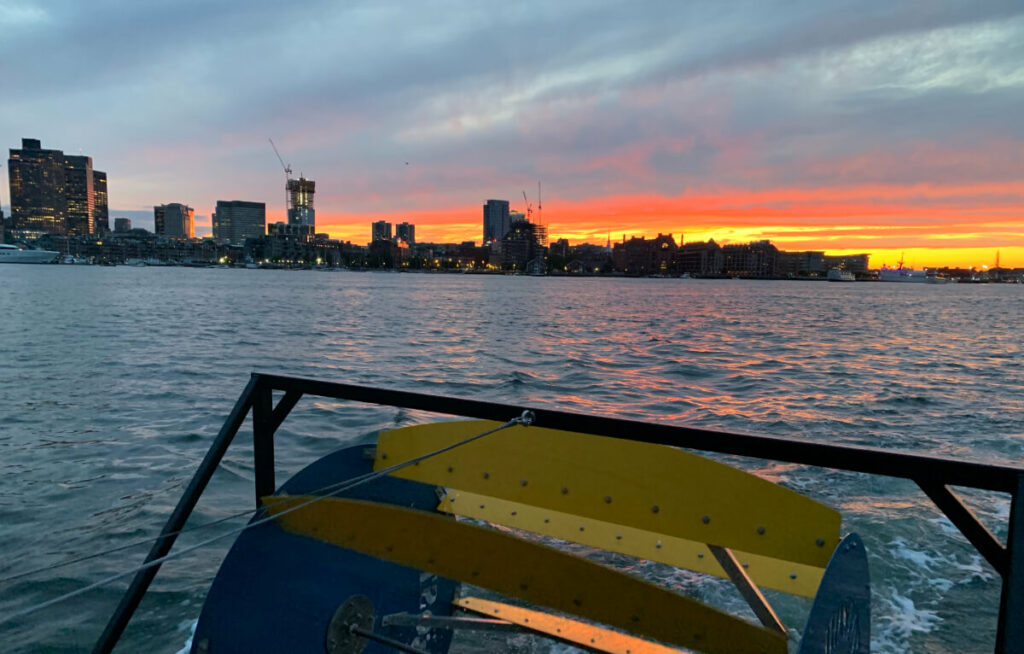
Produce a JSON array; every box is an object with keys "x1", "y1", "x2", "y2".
[
  {"x1": 213, "y1": 200, "x2": 266, "y2": 242},
  {"x1": 395, "y1": 222, "x2": 415, "y2": 245},
  {"x1": 287, "y1": 177, "x2": 315, "y2": 229},
  {"x1": 64, "y1": 155, "x2": 94, "y2": 235},
  {"x1": 93, "y1": 171, "x2": 108, "y2": 233},
  {"x1": 114, "y1": 217, "x2": 132, "y2": 232},
  {"x1": 371, "y1": 220, "x2": 392, "y2": 242},
  {"x1": 154, "y1": 203, "x2": 195, "y2": 238},
  {"x1": 7, "y1": 138, "x2": 67, "y2": 235},
  {"x1": 483, "y1": 199, "x2": 510, "y2": 243}
]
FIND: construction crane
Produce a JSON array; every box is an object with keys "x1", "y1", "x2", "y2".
[
  {"x1": 537, "y1": 181, "x2": 542, "y2": 225},
  {"x1": 522, "y1": 190, "x2": 533, "y2": 222},
  {"x1": 269, "y1": 138, "x2": 292, "y2": 220}
]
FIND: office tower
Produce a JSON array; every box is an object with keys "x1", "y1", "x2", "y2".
[
  {"x1": 64, "y1": 155, "x2": 94, "y2": 235},
  {"x1": 7, "y1": 138, "x2": 67, "y2": 235},
  {"x1": 395, "y1": 222, "x2": 415, "y2": 245},
  {"x1": 213, "y1": 200, "x2": 266, "y2": 242},
  {"x1": 114, "y1": 217, "x2": 132, "y2": 232},
  {"x1": 154, "y1": 203, "x2": 195, "y2": 238},
  {"x1": 482, "y1": 199, "x2": 510, "y2": 243},
  {"x1": 371, "y1": 220, "x2": 392, "y2": 242},
  {"x1": 287, "y1": 177, "x2": 315, "y2": 229},
  {"x1": 93, "y1": 170, "x2": 108, "y2": 233}
]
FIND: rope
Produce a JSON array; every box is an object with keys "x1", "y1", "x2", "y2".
[{"x1": 0, "y1": 412, "x2": 533, "y2": 625}]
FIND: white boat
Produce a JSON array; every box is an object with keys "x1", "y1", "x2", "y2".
[
  {"x1": 62, "y1": 255, "x2": 92, "y2": 265},
  {"x1": 0, "y1": 243, "x2": 59, "y2": 264},
  {"x1": 826, "y1": 267, "x2": 855, "y2": 282}
]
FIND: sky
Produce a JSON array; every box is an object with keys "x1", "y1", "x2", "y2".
[{"x1": 1, "y1": 0, "x2": 1022, "y2": 268}]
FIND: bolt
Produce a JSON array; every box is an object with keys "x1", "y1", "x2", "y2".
[
  {"x1": 790, "y1": 573, "x2": 798, "y2": 579},
  {"x1": 604, "y1": 495, "x2": 613, "y2": 504},
  {"x1": 701, "y1": 515, "x2": 710, "y2": 524},
  {"x1": 483, "y1": 472, "x2": 490, "y2": 479},
  {"x1": 521, "y1": 479, "x2": 528, "y2": 487},
  {"x1": 816, "y1": 538, "x2": 825, "y2": 547},
  {"x1": 561, "y1": 486, "x2": 569, "y2": 495},
  {"x1": 757, "y1": 526, "x2": 766, "y2": 535}
]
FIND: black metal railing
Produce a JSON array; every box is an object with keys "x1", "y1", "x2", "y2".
[{"x1": 93, "y1": 372, "x2": 1024, "y2": 653}]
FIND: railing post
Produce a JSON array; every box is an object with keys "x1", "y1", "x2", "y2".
[
  {"x1": 252, "y1": 383, "x2": 275, "y2": 508},
  {"x1": 91, "y1": 375, "x2": 258, "y2": 654},
  {"x1": 997, "y1": 474, "x2": 1024, "y2": 653}
]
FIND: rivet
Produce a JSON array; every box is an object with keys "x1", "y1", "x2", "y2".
[
  {"x1": 381, "y1": 453, "x2": 388, "y2": 460},
  {"x1": 816, "y1": 538, "x2": 826, "y2": 547},
  {"x1": 651, "y1": 505, "x2": 660, "y2": 514},
  {"x1": 615, "y1": 534, "x2": 623, "y2": 540},
  {"x1": 493, "y1": 609, "x2": 499, "y2": 614},
  {"x1": 579, "y1": 525, "x2": 586, "y2": 532},
  {"x1": 524, "y1": 618, "x2": 529, "y2": 623},
  {"x1": 604, "y1": 495, "x2": 613, "y2": 504},
  {"x1": 561, "y1": 487, "x2": 569, "y2": 495},
  {"x1": 742, "y1": 562, "x2": 749, "y2": 568},
  {"x1": 510, "y1": 510, "x2": 517, "y2": 516},
  {"x1": 556, "y1": 629, "x2": 561, "y2": 634},
  {"x1": 757, "y1": 526, "x2": 766, "y2": 535},
  {"x1": 697, "y1": 552, "x2": 704, "y2": 558},
  {"x1": 449, "y1": 497, "x2": 455, "y2": 502},
  {"x1": 447, "y1": 466, "x2": 454, "y2": 473},
  {"x1": 520, "y1": 479, "x2": 528, "y2": 487},
  {"x1": 483, "y1": 472, "x2": 490, "y2": 479},
  {"x1": 591, "y1": 638, "x2": 596, "y2": 643},
  {"x1": 573, "y1": 598, "x2": 582, "y2": 607},
  {"x1": 630, "y1": 615, "x2": 639, "y2": 623},
  {"x1": 701, "y1": 515, "x2": 710, "y2": 524},
  {"x1": 790, "y1": 573, "x2": 798, "y2": 579},
  {"x1": 655, "y1": 540, "x2": 662, "y2": 549},
  {"x1": 471, "y1": 570, "x2": 479, "y2": 577},
  {"x1": 543, "y1": 517, "x2": 550, "y2": 523}
]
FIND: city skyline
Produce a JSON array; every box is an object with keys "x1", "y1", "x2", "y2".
[{"x1": 1, "y1": 2, "x2": 1021, "y2": 268}]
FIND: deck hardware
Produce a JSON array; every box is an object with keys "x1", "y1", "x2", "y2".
[
  {"x1": 702, "y1": 515, "x2": 710, "y2": 524},
  {"x1": 521, "y1": 479, "x2": 528, "y2": 486},
  {"x1": 483, "y1": 472, "x2": 489, "y2": 479},
  {"x1": 651, "y1": 505, "x2": 660, "y2": 514},
  {"x1": 605, "y1": 495, "x2": 613, "y2": 503},
  {"x1": 757, "y1": 526, "x2": 766, "y2": 535},
  {"x1": 815, "y1": 538, "x2": 825, "y2": 547},
  {"x1": 326, "y1": 595, "x2": 374, "y2": 654}
]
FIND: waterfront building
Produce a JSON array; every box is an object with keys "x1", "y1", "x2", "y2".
[
  {"x1": 212, "y1": 200, "x2": 266, "y2": 242},
  {"x1": 499, "y1": 218, "x2": 547, "y2": 271},
  {"x1": 93, "y1": 171, "x2": 108, "y2": 233},
  {"x1": 483, "y1": 199, "x2": 510, "y2": 243},
  {"x1": 612, "y1": 234, "x2": 677, "y2": 275},
  {"x1": 722, "y1": 240, "x2": 779, "y2": 278},
  {"x1": 64, "y1": 155, "x2": 94, "y2": 235},
  {"x1": 154, "y1": 203, "x2": 195, "y2": 239},
  {"x1": 287, "y1": 177, "x2": 315, "y2": 229},
  {"x1": 395, "y1": 222, "x2": 415, "y2": 245},
  {"x1": 676, "y1": 239, "x2": 722, "y2": 276},
  {"x1": 777, "y1": 250, "x2": 825, "y2": 277},
  {"x1": 7, "y1": 138, "x2": 67, "y2": 235},
  {"x1": 114, "y1": 217, "x2": 132, "y2": 232},
  {"x1": 371, "y1": 220, "x2": 392, "y2": 243},
  {"x1": 268, "y1": 221, "x2": 313, "y2": 240}
]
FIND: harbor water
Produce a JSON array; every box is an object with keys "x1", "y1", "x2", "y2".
[{"x1": 1, "y1": 266, "x2": 1021, "y2": 653}]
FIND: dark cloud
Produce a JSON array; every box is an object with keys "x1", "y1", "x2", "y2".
[{"x1": 1, "y1": 0, "x2": 1022, "y2": 222}]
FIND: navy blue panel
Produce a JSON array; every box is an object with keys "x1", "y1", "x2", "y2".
[
  {"x1": 798, "y1": 532, "x2": 871, "y2": 654},
  {"x1": 194, "y1": 444, "x2": 457, "y2": 654}
]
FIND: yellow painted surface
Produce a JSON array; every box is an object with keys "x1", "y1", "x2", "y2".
[
  {"x1": 456, "y1": 596, "x2": 687, "y2": 654},
  {"x1": 376, "y1": 420, "x2": 840, "y2": 567},
  {"x1": 264, "y1": 495, "x2": 787, "y2": 654},
  {"x1": 439, "y1": 490, "x2": 822, "y2": 597}
]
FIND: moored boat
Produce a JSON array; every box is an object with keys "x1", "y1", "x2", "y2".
[
  {"x1": 0, "y1": 243, "x2": 59, "y2": 263},
  {"x1": 827, "y1": 267, "x2": 855, "y2": 282}
]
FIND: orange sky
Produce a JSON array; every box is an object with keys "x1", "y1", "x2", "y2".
[{"x1": 317, "y1": 182, "x2": 1024, "y2": 269}]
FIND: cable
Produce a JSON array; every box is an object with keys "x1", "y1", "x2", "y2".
[{"x1": 0, "y1": 413, "x2": 532, "y2": 624}]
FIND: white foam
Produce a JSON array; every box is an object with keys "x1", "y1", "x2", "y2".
[{"x1": 174, "y1": 619, "x2": 197, "y2": 654}]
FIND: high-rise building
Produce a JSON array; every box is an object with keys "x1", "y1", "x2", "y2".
[
  {"x1": 93, "y1": 170, "x2": 108, "y2": 233},
  {"x1": 395, "y1": 222, "x2": 415, "y2": 245},
  {"x1": 213, "y1": 200, "x2": 266, "y2": 242},
  {"x1": 114, "y1": 217, "x2": 132, "y2": 232},
  {"x1": 371, "y1": 220, "x2": 392, "y2": 243},
  {"x1": 287, "y1": 177, "x2": 315, "y2": 229},
  {"x1": 483, "y1": 199, "x2": 510, "y2": 243},
  {"x1": 7, "y1": 139, "x2": 108, "y2": 236},
  {"x1": 64, "y1": 155, "x2": 94, "y2": 235},
  {"x1": 154, "y1": 203, "x2": 195, "y2": 238},
  {"x1": 7, "y1": 138, "x2": 68, "y2": 235}
]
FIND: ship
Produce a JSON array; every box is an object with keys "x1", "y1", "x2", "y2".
[{"x1": 0, "y1": 243, "x2": 59, "y2": 263}]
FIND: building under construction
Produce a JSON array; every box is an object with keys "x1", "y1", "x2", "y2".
[{"x1": 287, "y1": 177, "x2": 315, "y2": 229}]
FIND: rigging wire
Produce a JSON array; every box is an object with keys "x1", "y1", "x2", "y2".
[{"x1": 0, "y1": 412, "x2": 534, "y2": 625}]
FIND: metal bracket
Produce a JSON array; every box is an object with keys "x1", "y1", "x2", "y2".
[{"x1": 708, "y1": 544, "x2": 786, "y2": 634}]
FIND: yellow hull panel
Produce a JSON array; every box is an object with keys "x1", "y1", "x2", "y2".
[
  {"x1": 264, "y1": 495, "x2": 787, "y2": 654},
  {"x1": 440, "y1": 489, "x2": 822, "y2": 597},
  {"x1": 376, "y1": 420, "x2": 840, "y2": 568}
]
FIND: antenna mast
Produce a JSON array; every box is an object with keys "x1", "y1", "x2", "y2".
[{"x1": 538, "y1": 181, "x2": 542, "y2": 225}]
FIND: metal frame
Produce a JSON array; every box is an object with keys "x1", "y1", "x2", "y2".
[{"x1": 93, "y1": 372, "x2": 1024, "y2": 653}]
